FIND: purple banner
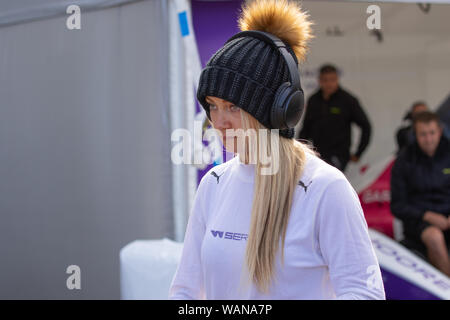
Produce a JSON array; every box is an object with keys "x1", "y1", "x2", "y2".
[{"x1": 191, "y1": 0, "x2": 244, "y2": 184}]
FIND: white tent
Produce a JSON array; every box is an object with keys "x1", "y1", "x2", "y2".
[{"x1": 0, "y1": 0, "x2": 177, "y2": 299}]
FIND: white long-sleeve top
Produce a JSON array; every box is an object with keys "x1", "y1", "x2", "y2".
[{"x1": 168, "y1": 151, "x2": 386, "y2": 299}]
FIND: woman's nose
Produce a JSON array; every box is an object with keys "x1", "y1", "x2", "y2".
[{"x1": 213, "y1": 109, "x2": 232, "y2": 130}]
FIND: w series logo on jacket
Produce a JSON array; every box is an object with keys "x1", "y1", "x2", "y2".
[{"x1": 210, "y1": 230, "x2": 248, "y2": 241}]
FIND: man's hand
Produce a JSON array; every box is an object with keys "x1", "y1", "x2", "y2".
[
  {"x1": 350, "y1": 155, "x2": 359, "y2": 162},
  {"x1": 423, "y1": 211, "x2": 449, "y2": 230}
]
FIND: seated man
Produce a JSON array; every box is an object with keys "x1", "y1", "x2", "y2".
[{"x1": 390, "y1": 111, "x2": 450, "y2": 277}]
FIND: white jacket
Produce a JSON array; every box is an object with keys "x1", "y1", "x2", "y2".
[{"x1": 168, "y1": 151, "x2": 386, "y2": 300}]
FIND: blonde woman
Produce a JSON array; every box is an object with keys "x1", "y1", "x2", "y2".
[{"x1": 169, "y1": 0, "x2": 385, "y2": 300}]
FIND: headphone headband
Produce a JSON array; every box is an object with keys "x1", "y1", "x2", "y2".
[{"x1": 224, "y1": 30, "x2": 301, "y2": 93}]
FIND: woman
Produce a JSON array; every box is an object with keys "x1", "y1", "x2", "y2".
[{"x1": 169, "y1": 0, "x2": 385, "y2": 299}]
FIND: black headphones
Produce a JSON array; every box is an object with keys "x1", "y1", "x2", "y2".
[{"x1": 224, "y1": 30, "x2": 305, "y2": 130}]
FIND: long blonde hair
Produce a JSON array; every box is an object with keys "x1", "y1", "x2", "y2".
[{"x1": 235, "y1": 0, "x2": 314, "y2": 294}]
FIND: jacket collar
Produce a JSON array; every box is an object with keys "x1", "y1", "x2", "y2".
[
  {"x1": 319, "y1": 86, "x2": 342, "y2": 101},
  {"x1": 413, "y1": 136, "x2": 449, "y2": 159}
]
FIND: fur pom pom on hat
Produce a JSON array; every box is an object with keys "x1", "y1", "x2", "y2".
[{"x1": 197, "y1": 0, "x2": 313, "y2": 139}]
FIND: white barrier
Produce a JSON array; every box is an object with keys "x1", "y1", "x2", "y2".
[
  {"x1": 369, "y1": 229, "x2": 450, "y2": 300},
  {"x1": 121, "y1": 231, "x2": 450, "y2": 299},
  {"x1": 120, "y1": 238, "x2": 183, "y2": 300}
]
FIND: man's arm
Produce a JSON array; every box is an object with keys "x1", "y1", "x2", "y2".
[
  {"x1": 390, "y1": 157, "x2": 426, "y2": 223},
  {"x1": 423, "y1": 211, "x2": 449, "y2": 230},
  {"x1": 349, "y1": 97, "x2": 371, "y2": 158}
]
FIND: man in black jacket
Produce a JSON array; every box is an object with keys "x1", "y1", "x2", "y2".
[
  {"x1": 390, "y1": 111, "x2": 450, "y2": 276},
  {"x1": 297, "y1": 64, "x2": 371, "y2": 172}
]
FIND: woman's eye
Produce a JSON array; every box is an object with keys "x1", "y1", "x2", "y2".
[{"x1": 209, "y1": 104, "x2": 238, "y2": 111}]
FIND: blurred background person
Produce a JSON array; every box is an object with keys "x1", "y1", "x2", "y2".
[
  {"x1": 390, "y1": 111, "x2": 450, "y2": 277},
  {"x1": 297, "y1": 64, "x2": 372, "y2": 172},
  {"x1": 396, "y1": 101, "x2": 450, "y2": 154},
  {"x1": 395, "y1": 101, "x2": 428, "y2": 153}
]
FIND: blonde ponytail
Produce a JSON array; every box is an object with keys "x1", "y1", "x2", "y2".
[{"x1": 236, "y1": 0, "x2": 314, "y2": 294}]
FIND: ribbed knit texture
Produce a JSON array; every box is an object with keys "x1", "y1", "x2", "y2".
[{"x1": 197, "y1": 35, "x2": 299, "y2": 139}]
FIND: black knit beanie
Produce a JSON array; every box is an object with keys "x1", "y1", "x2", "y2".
[{"x1": 197, "y1": 33, "x2": 300, "y2": 139}]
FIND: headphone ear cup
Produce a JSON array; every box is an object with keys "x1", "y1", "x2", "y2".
[
  {"x1": 286, "y1": 89, "x2": 304, "y2": 128},
  {"x1": 271, "y1": 82, "x2": 291, "y2": 129},
  {"x1": 271, "y1": 82, "x2": 304, "y2": 129}
]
